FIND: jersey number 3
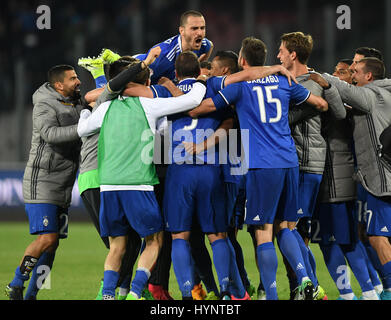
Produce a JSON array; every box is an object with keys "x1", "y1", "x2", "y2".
[{"x1": 253, "y1": 85, "x2": 282, "y2": 123}]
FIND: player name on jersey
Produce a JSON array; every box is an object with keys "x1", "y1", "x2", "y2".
[{"x1": 247, "y1": 75, "x2": 280, "y2": 84}]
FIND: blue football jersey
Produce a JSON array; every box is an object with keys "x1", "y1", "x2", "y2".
[
  {"x1": 212, "y1": 75, "x2": 310, "y2": 169},
  {"x1": 168, "y1": 76, "x2": 232, "y2": 165},
  {"x1": 134, "y1": 35, "x2": 212, "y2": 84}
]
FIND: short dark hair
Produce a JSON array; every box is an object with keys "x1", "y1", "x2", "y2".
[
  {"x1": 214, "y1": 50, "x2": 239, "y2": 74},
  {"x1": 175, "y1": 51, "x2": 200, "y2": 79},
  {"x1": 180, "y1": 10, "x2": 203, "y2": 27},
  {"x1": 200, "y1": 61, "x2": 211, "y2": 70},
  {"x1": 338, "y1": 59, "x2": 353, "y2": 66},
  {"x1": 359, "y1": 57, "x2": 386, "y2": 80},
  {"x1": 280, "y1": 32, "x2": 313, "y2": 65},
  {"x1": 48, "y1": 65, "x2": 74, "y2": 87},
  {"x1": 108, "y1": 55, "x2": 138, "y2": 79},
  {"x1": 108, "y1": 56, "x2": 150, "y2": 85},
  {"x1": 355, "y1": 47, "x2": 383, "y2": 61},
  {"x1": 241, "y1": 37, "x2": 267, "y2": 67}
]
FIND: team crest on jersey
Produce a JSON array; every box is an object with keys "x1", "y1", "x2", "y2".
[{"x1": 43, "y1": 216, "x2": 49, "y2": 227}]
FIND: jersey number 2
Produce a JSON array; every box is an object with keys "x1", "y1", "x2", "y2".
[{"x1": 253, "y1": 85, "x2": 282, "y2": 123}]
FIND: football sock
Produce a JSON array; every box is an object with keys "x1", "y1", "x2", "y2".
[
  {"x1": 189, "y1": 232, "x2": 219, "y2": 295},
  {"x1": 381, "y1": 261, "x2": 391, "y2": 290},
  {"x1": 226, "y1": 238, "x2": 246, "y2": 298},
  {"x1": 130, "y1": 268, "x2": 150, "y2": 299},
  {"x1": 10, "y1": 255, "x2": 38, "y2": 288},
  {"x1": 256, "y1": 242, "x2": 278, "y2": 300},
  {"x1": 24, "y1": 251, "x2": 55, "y2": 299},
  {"x1": 118, "y1": 274, "x2": 131, "y2": 294},
  {"x1": 363, "y1": 241, "x2": 391, "y2": 289},
  {"x1": 277, "y1": 228, "x2": 308, "y2": 284},
  {"x1": 210, "y1": 239, "x2": 231, "y2": 295},
  {"x1": 171, "y1": 239, "x2": 194, "y2": 298},
  {"x1": 357, "y1": 241, "x2": 382, "y2": 288},
  {"x1": 340, "y1": 243, "x2": 374, "y2": 293},
  {"x1": 102, "y1": 270, "x2": 120, "y2": 299},
  {"x1": 95, "y1": 75, "x2": 107, "y2": 89},
  {"x1": 319, "y1": 244, "x2": 354, "y2": 295},
  {"x1": 308, "y1": 243, "x2": 318, "y2": 281},
  {"x1": 291, "y1": 229, "x2": 318, "y2": 286}
]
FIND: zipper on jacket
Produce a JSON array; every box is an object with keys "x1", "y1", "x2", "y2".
[{"x1": 366, "y1": 114, "x2": 387, "y2": 193}]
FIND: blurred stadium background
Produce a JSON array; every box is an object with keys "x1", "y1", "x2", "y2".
[{"x1": 0, "y1": 0, "x2": 386, "y2": 300}]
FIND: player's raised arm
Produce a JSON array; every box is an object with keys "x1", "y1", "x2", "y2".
[{"x1": 225, "y1": 65, "x2": 298, "y2": 86}]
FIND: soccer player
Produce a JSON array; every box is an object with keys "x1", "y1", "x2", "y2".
[
  {"x1": 276, "y1": 31, "x2": 346, "y2": 300},
  {"x1": 5, "y1": 65, "x2": 84, "y2": 300},
  {"x1": 312, "y1": 58, "x2": 380, "y2": 300},
  {"x1": 310, "y1": 57, "x2": 391, "y2": 300},
  {"x1": 349, "y1": 47, "x2": 383, "y2": 77},
  {"x1": 77, "y1": 57, "x2": 208, "y2": 300},
  {"x1": 134, "y1": 10, "x2": 213, "y2": 84},
  {"x1": 188, "y1": 37, "x2": 328, "y2": 300},
  {"x1": 77, "y1": 48, "x2": 162, "y2": 300},
  {"x1": 159, "y1": 51, "x2": 242, "y2": 300},
  {"x1": 184, "y1": 50, "x2": 256, "y2": 298},
  {"x1": 346, "y1": 47, "x2": 389, "y2": 295}
]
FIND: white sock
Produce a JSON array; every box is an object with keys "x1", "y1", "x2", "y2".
[
  {"x1": 339, "y1": 292, "x2": 355, "y2": 300},
  {"x1": 118, "y1": 287, "x2": 129, "y2": 296},
  {"x1": 374, "y1": 284, "x2": 383, "y2": 295},
  {"x1": 362, "y1": 290, "x2": 379, "y2": 300}
]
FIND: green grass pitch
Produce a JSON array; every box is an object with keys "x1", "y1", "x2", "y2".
[{"x1": 0, "y1": 221, "x2": 363, "y2": 300}]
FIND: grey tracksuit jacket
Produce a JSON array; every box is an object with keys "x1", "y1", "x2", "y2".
[
  {"x1": 318, "y1": 110, "x2": 357, "y2": 203},
  {"x1": 23, "y1": 82, "x2": 83, "y2": 208},
  {"x1": 289, "y1": 74, "x2": 346, "y2": 174},
  {"x1": 324, "y1": 74, "x2": 391, "y2": 198}
]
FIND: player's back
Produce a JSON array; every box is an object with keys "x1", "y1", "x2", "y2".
[
  {"x1": 169, "y1": 76, "x2": 230, "y2": 165},
  {"x1": 221, "y1": 75, "x2": 310, "y2": 169}
]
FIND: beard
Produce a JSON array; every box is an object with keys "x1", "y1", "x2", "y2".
[{"x1": 70, "y1": 87, "x2": 81, "y2": 101}]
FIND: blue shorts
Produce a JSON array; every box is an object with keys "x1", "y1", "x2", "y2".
[
  {"x1": 244, "y1": 167, "x2": 299, "y2": 225},
  {"x1": 297, "y1": 172, "x2": 322, "y2": 219},
  {"x1": 312, "y1": 201, "x2": 358, "y2": 245},
  {"x1": 25, "y1": 203, "x2": 69, "y2": 239},
  {"x1": 366, "y1": 192, "x2": 391, "y2": 237},
  {"x1": 163, "y1": 164, "x2": 227, "y2": 233},
  {"x1": 100, "y1": 190, "x2": 163, "y2": 238}
]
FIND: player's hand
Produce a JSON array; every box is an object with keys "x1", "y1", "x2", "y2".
[
  {"x1": 277, "y1": 65, "x2": 298, "y2": 86},
  {"x1": 182, "y1": 141, "x2": 204, "y2": 155},
  {"x1": 309, "y1": 72, "x2": 330, "y2": 89},
  {"x1": 198, "y1": 53, "x2": 207, "y2": 62},
  {"x1": 182, "y1": 141, "x2": 197, "y2": 155},
  {"x1": 159, "y1": 77, "x2": 183, "y2": 97},
  {"x1": 144, "y1": 46, "x2": 161, "y2": 66},
  {"x1": 196, "y1": 74, "x2": 209, "y2": 82}
]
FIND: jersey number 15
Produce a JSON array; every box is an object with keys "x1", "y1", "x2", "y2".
[{"x1": 253, "y1": 85, "x2": 282, "y2": 123}]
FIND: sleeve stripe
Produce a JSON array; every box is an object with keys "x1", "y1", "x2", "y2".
[
  {"x1": 221, "y1": 76, "x2": 227, "y2": 90},
  {"x1": 219, "y1": 91, "x2": 230, "y2": 105},
  {"x1": 150, "y1": 86, "x2": 158, "y2": 98},
  {"x1": 295, "y1": 91, "x2": 311, "y2": 106}
]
